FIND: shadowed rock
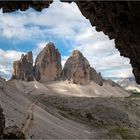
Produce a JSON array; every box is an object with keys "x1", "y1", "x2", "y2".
[
  {"x1": 34, "y1": 42, "x2": 62, "y2": 82},
  {"x1": 11, "y1": 51, "x2": 34, "y2": 81},
  {"x1": 0, "y1": 105, "x2": 5, "y2": 138},
  {"x1": 90, "y1": 67, "x2": 103, "y2": 86},
  {"x1": 0, "y1": 1, "x2": 53, "y2": 13}
]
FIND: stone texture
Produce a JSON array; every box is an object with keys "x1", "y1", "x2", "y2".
[
  {"x1": 90, "y1": 67, "x2": 103, "y2": 86},
  {"x1": 63, "y1": 50, "x2": 91, "y2": 85},
  {"x1": 34, "y1": 42, "x2": 62, "y2": 82},
  {"x1": 0, "y1": 105, "x2": 5, "y2": 138},
  {"x1": 12, "y1": 51, "x2": 34, "y2": 81},
  {"x1": 0, "y1": 1, "x2": 53, "y2": 13}
]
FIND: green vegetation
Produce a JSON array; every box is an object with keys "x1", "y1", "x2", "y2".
[
  {"x1": 108, "y1": 127, "x2": 140, "y2": 139},
  {"x1": 130, "y1": 90, "x2": 140, "y2": 97}
]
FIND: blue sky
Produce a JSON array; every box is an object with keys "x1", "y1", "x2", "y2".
[{"x1": 0, "y1": 0, "x2": 133, "y2": 80}]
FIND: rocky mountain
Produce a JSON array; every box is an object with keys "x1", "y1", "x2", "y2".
[
  {"x1": 90, "y1": 67, "x2": 103, "y2": 86},
  {"x1": 63, "y1": 50, "x2": 103, "y2": 85},
  {"x1": 11, "y1": 51, "x2": 34, "y2": 81},
  {"x1": 118, "y1": 77, "x2": 140, "y2": 93},
  {"x1": 34, "y1": 42, "x2": 62, "y2": 82}
]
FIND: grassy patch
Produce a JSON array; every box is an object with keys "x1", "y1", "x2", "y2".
[
  {"x1": 129, "y1": 90, "x2": 140, "y2": 97},
  {"x1": 108, "y1": 127, "x2": 140, "y2": 139}
]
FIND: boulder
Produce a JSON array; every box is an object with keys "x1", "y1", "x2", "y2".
[
  {"x1": 11, "y1": 51, "x2": 34, "y2": 81},
  {"x1": 34, "y1": 42, "x2": 62, "y2": 82}
]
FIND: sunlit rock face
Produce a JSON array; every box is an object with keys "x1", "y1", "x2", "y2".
[
  {"x1": 34, "y1": 42, "x2": 62, "y2": 82},
  {"x1": 0, "y1": 1, "x2": 53, "y2": 13},
  {"x1": 0, "y1": 105, "x2": 5, "y2": 138},
  {"x1": 63, "y1": 50, "x2": 104, "y2": 85},
  {"x1": 11, "y1": 51, "x2": 34, "y2": 81}
]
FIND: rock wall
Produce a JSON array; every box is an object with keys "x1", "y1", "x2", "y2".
[
  {"x1": 11, "y1": 51, "x2": 34, "y2": 81},
  {"x1": 34, "y1": 42, "x2": 62, "y2": 82}
]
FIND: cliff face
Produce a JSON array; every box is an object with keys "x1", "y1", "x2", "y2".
[
  {"x1": 63, "y1": 50, "x2": 103, "y2": 85},
  {"x1": 11, "y1": 51, "x2": 34, "y2": 81},
  {"x1": 34, "y1": 42, "x2": 62, "y2": 82},
  {"x1": 90, "y1": 67, "x2": 103, "y2": 86}
]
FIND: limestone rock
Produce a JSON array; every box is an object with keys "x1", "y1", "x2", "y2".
[
  {"x1": 0, "y1": 105, "x2": 5, "y2": 138},
  {"x1": 34, "y1": 42, "x2": 62, "y2": 82},
  {"x1": 63, "y1": 50, "x2": 91, "y2": 85},
  {"x1": 90, "y1": 67, "x2": 103, "y2": 86},
  {"x1": 12, "y1": 51, "x2": 34, "y2": 81}
]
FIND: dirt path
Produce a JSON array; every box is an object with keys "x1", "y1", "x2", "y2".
[{"x1": 21, "y1": 100, "x2": 38, "y2": 134}]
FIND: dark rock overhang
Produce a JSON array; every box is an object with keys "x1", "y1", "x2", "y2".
[{"x1": 0, "y1": 0, "x2": 53, "y2": 13}]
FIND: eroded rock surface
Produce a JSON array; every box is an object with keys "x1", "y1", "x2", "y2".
[
  {"x1": 90, "y1": 67, "x2": 103, "y2": 86},
  {"x1": 12, "y1": 51, "x2": 34, "y2": 81},
  {"x1": 63, "y1": 50, "x2": 104, "y2": 85},
  {"x1": 34, "y1": 42, "x2": 62, "y2": 82},
  {"x1": 63, "y1": 50, "x2": 91, "y2": 85}
]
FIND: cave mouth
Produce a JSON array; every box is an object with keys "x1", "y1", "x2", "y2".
[{"x1": 0, "y1": 0, "x2": 136, "y2": 82}]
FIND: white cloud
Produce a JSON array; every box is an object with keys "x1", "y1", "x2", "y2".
[{"x1": 0, "y1": 49, "x2": 25, "y2": 80}]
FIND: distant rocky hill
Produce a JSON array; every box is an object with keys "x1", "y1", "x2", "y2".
[
  {"x1": 118, "y1": 77, "x2": 140, "y2": 93},
  {"x1": 11, "y1": 42, "x2": 103, "y2": 86},
  {"x1": 63, "y1": 50, "x2": 103, "y2": 85}
]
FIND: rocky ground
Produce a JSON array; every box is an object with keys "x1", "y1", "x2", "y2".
[{"x1": 0, "y1": 79, "x2": 139, "y2": 139}]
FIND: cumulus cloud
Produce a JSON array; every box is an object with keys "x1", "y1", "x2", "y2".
[
  {"x1": 0, "y1": 0, "x2": 133, "y2": 80},
  {"x1": 0, "y1": 49, "x2": 25, "y2": 80}
]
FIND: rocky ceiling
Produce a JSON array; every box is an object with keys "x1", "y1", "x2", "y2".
[{"x1": 0, "y1": 1, "x2": 140, "y2": 84}]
